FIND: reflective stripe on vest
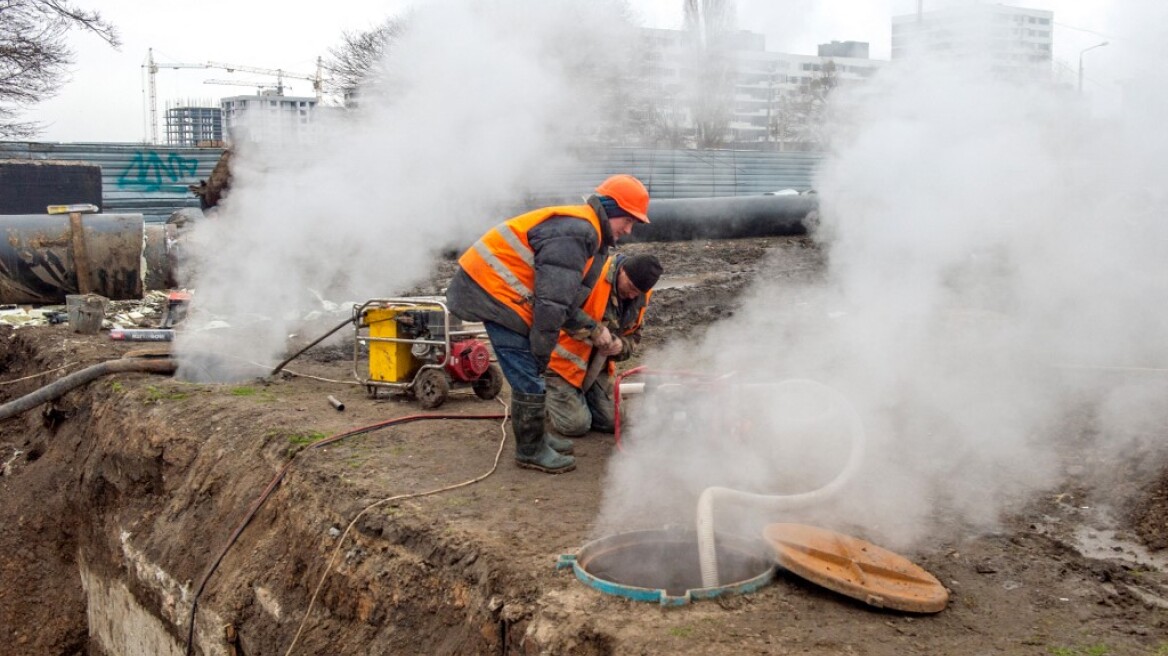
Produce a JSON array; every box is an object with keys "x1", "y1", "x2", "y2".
[
  {"x1": 552, "y1": 343, "x2": 589, "y2": 372},
  {"x1": 457, "y1": 205, "x2": 602, "y2": 326},
  {"x1": 548, "y1": 255, "x2": 644, "y2": 387}
]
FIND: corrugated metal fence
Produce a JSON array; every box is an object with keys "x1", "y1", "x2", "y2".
[
  {"x1": 540, "y1": 148, "x2": 823, "y2": 202},
  {"x1": 0, "y1": 142, "x2": 821, "y2": 220},
  {"x1": 0, "y1": 141, "x2": 224, "y2": 222}
]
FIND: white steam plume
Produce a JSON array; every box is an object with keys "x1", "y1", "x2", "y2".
[
  {"x1": 175, "y1": 0, "x2": 636, "y2": 379},
  {"x1": 599, "y1": 7, "x2": 1168, "y2": 550}
]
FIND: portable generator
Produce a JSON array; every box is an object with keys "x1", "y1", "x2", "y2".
[{"x1": 353, "y1": 297, "x2": 502, "y2": 409}]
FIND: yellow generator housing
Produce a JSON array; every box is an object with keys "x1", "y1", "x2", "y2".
[
  {"x1": 354, "y1": 297, "x2": 503, "y2": 409},
  {"x1": 365, "y1": 306, "x2": 426, "y2": 383}
]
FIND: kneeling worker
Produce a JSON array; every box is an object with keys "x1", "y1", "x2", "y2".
[
  {"x1": 445, "y1": 175, "x2": 651, "y2": 474},
  {"x1": 545, "y1": 253, "x2": 662, "y2": 440}
]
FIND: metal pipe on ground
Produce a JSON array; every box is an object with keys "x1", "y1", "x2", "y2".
[
  {"x1": 0, "y1": 213, "x2": 147, "y2": 304},
  {"x1": 627, "y1": 194, "x2": 818, "y2": 243},
  {"x1": 0, "y1": 357, "x2": 177, "y2": 421}
]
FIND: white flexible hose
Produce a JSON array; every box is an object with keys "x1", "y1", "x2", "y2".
[{"x1": 696, "y1": 379, "x2": 867, "y2": 588}]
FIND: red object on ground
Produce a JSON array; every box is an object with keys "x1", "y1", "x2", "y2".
[{"x1": 445, "y1": 339, "x2": 491, "y2": 382}]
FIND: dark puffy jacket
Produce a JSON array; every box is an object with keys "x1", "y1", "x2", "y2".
[{"x1": 446, "y1": 198, "x2": 614, "y2": 370}]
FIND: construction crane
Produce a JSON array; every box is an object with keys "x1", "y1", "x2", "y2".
[
  {"x1": 143, "y1": 48, "x2": 323, "y2": 144},
  {"x1": 204, "y1": 79, "x2": 288, "y2": 96}
]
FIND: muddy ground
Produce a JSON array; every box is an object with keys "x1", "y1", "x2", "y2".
[{"x1": 0, "y1": 236, "x2": 1166, "y2": 655}]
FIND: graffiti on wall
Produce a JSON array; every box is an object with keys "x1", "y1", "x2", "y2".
[{"x1": 117, "y1": 151, "x2": 201, "y2": 192}]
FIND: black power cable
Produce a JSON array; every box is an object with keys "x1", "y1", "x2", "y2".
[{"x1": 269, "y1": 315, "x2": 355, "y2": 378}]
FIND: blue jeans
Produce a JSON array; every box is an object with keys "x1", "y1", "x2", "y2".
[{"x1": 483, "y1": 321, "x2": 544, "y2": 395}]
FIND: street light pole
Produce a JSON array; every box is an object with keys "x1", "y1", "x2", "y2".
[{"x1": 1078, "y1": 41, "x2": 1108, "y2": 94}]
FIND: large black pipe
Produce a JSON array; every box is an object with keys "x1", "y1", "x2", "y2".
[
  {"x1": 0, "y1": 357, "x2": 176, "y2": 421},
  {"x1": 143, "y1": 223, "x2": 178, "y2": 291},
  {"x1": 0, "y1": 213, "x2": 146, "y2": 304},
  {"x1": 627, "y1": 194, "x2": 818, "y2": 243}
]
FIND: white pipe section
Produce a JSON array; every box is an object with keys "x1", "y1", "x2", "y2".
[
  {"x1": 696, "y1": 379, "x2": 868, "y2": 588},
  {"x1": 617, "y1": 382, "x2": 645, "y2": 395}
]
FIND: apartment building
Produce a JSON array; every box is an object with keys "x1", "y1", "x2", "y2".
[
  {"x1": 220, "y1": 93, "x2": 320, "y2": 147},
  {"x1": 891, "y1": 4, "x2": 1053, "y2": 76},
  {"x1": 639, "y1": 27, "x2": 885, "y2": 147}
]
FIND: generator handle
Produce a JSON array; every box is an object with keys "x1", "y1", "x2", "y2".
[{"x1": 351, "y1": 297, "x2": 458, "y2": 383}]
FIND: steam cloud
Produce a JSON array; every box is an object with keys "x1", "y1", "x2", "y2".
[
  {"x1": 599, "y1": 5, "x2": 1168, "y2": 550},
  {"x1": 175, "y1": 0, "x2": 636, "y2": 379}
]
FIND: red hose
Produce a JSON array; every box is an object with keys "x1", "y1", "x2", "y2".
[{"x1": 612, "y1": 366, "x2": 645, "y2": 452}]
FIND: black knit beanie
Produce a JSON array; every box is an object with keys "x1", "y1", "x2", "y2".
[
  {"x1": 599, "y1": 196, "x2": 631, "y2": 219},
  {"x1": 622, "y1": 254, "x2": 663, "y2": 292}
]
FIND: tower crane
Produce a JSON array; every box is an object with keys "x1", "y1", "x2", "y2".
[
  {"x1": 204, "y1": 79, "x2": 287, "y2": 95},
  {"x1": 144, "y1": 48, "x2": 323, "y2": 144}
]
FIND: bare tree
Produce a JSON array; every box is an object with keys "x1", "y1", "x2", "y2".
[
  {"x1": 682, "y1": 0, "x2": 737, "y2": 148},
  {"x1": 322, "y1": 17, "x2": 408, "y2": 106},
  {"x1": 0, "y1": 0, "x2": 119, "y2": 138},
  {"x1": 769, "y1": 60, "x2": 838, "y2": 151},
  {"x1": 647, "y1": 87, "x2": 692, "y2": 148},
  {"x1": 789, "y1": 60, "x2": 838, "y2": 149}
]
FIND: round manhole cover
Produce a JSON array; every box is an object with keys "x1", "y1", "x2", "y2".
[{"x1": 764, "y1": 523, "x2": 949, "y2": 613}]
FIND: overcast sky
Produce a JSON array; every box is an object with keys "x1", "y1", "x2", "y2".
[{"x1": 23, "y1": 0, "x2": 1121, "y2": 143}]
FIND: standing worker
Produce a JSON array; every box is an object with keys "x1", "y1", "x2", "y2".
[
  {"x1": 445, "y1": 175, "x2": 651, "y2": 474},
  {"x1": 545, "y1": 253, "x2": 661, "y2": 442}
]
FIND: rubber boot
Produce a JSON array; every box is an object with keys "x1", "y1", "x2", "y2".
[
  {"x1": 543, "y1": 431, "x2": 575, "y2": 455},
  {"x1": 512, "y1": 391, "x2": 573, "y2": 454},
  {"x1": 512, "y1": 392, "x2": 576, "y2": 474}
]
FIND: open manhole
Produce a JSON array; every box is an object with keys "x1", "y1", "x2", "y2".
[
  {"x1": 559, "y1": 524, "x2": 949, "y2": 612},
  {"x1": 557, "y1": 527, "x2": 775, "y2": 606}
]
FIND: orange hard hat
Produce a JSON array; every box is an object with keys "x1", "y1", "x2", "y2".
[{"x1": 595, "y1": 174, "x2": 650, "y2": 223}]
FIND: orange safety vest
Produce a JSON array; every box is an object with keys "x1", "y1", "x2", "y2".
[
  {"x1": 548, "y1": 258, "x2": 652, "y2": 389},
  {"x1": 457, "y1": 205, "x2": 603, "y2": 327}
]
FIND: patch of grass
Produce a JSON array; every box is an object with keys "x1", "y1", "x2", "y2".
[
  {"x1": 230, "y1": 385, "x2": 277, "y2": 402},
  {"x1": 1155, "y1": 643, "x2": 1168, "y2": 656},
  {"x1": 280, "y1": 430, "x2": 328, "y2": 458},
  {"x1": 668, "y1": 626, "x2": 694, "y2": 639},
  {"x1": 110, "y1": 381, "x2": 125, "y2": 393},
  {"x1": 144, "y1": 385, "x2": 188, "y2": 404},
  {"x1": 287, "y1": 430, "x2": 328, "y2": 447}
]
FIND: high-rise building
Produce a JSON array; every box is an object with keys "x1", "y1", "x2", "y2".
[
  {"x1": 164, "y1": 103, "x2": 224, "y2": 147},
  {"x1": 220, "y1": 93, "x2": 320, "y2": 147},
  {"x1": 819, "y1": 41, "x2": 870, "y2": 59},
  {"x1": 891, "y1": 4, "x2": 1053, "y2": 77}
]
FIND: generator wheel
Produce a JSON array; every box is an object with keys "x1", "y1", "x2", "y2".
[
  {"x1": 414, "y1": 368, "x2": 449, "y2": 409},
  {"x1": 473, "y1": 363, "x2": 504, "y2": 400}
]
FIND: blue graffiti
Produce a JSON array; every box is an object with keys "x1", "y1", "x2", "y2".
[{"x1": 116, "y1": 151, "x2": 201, "y2": 191}]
